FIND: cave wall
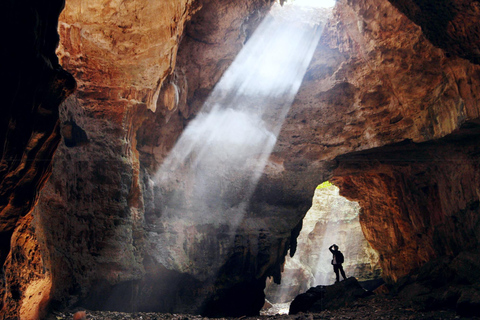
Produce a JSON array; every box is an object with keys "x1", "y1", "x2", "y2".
[
  {"x1": 0, "y1": 0, "x2": 75, "y2": 318},
  {"x1": 271, "y1": 0, "x2": 480, "y2": 282},
  {"x1": 32, "y1": 0, "x2": 200, "y2": 314},
  {"x1": 332, "y1": 126, "x2": 480, "y2": 281},
  {"x1": 31, "y1": 0, "x2": 281, "y2": 316},
  {"x1": 387, "y1": 0, "x2": 480, "y2": 65}
]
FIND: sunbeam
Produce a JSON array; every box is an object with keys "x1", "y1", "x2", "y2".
[{"x1": 146, "y1": 2, "x2": 331, "y2": 297}]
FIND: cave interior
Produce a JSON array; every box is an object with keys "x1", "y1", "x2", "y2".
[{"x1": 1, "y1": 0, "x2": 480, "y2": 318}]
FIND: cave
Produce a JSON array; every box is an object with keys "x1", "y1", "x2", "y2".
[
  {"x1": 263, "y1": 182, "x2": 381, "y2": 314},
  {"x1": 1, "y1": 0, "x2": 480, "y2": 319}
]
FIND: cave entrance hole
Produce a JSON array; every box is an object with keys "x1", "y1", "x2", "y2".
[{"x1": 263, "y1": 181, "x2": 381, "y2": 315}]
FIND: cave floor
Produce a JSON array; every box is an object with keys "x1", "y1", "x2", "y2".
[{"x1": 48, "y1": 295, "x2": 478, "y2": 320}]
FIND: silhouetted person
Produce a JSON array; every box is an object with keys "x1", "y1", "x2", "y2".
[{"x1": 329, "y1": 244, "x2": 347, "y2": 282}]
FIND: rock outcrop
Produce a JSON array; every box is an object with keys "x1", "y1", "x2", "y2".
[
  {"x1": 274, "y1": 0, "x2": 480, "y2": 284},
  {"x1": 392, "y1": 251, "x2": 480, "y2": 317},
  {"x1": 332, "y1": 128, "x2": 480, "y2": 281},
  {"x1": 32, "y1": 0, "x2": 279, "y2": 317},
  {"x1": 289, "y1": 277, "x2": 372, "y2": 314},
  {"x1": 387, "y1": 0, "x2": 480, "y2": 65}
]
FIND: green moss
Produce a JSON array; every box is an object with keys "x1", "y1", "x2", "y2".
[{"x1": 316, "y1": 181, "x2": 334, "y2": 189}]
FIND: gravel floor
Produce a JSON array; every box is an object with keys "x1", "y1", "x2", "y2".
[{"x1": 48, "y1": 295, "x2": 478, "y2": 320}]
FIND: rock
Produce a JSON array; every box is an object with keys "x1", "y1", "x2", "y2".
[
  {"x1": 289, "y1": 277, "x2": 372, "y2": 314},
  {"x1": 73, "y1": 311, "x2": 87, "y2": 320},
  {"x1": 358, "y1": 278, "x2": 385, "y2": 292},
  {"x1": 392, "y1": 252, "x2": 480, "y2": 316},
  {"x1": 456, "y1": 286, "x2": 480, "y2": 317},
  {"x1": 387, "y1": 0, "x2": 480, "y2": 65}
]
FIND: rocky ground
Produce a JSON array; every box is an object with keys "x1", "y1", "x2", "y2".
[{"x1": 47, "y1": 294, "x2": 478, "y2": 320}]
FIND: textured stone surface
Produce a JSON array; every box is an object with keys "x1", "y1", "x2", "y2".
[
  {"x1": 289, "y1": 277, "x2": 371, "y2": 315},
  {"x1": 392, "y1": 251, "x2": 480, "y2": 316},
  {"x1": 272, "y1": 0, "x2": 480, "y2": 283},
  {"x1": 0, "y1": 0, "x2": 75, "y2": 318},
  {"x1": 33, "y1": 0, "x2": 279, "y2": 316},
  {"x1": 332, "y1": 126, "x2": 480, "y2": 281},
  {"x1": 387, "y1": 0, "x2": 480, "y2": 65},
  {"x1": 32, "y1": 0, "x2": 200, "y2": 314}
]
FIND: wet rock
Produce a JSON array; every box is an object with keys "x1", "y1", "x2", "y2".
[{"x1": 289, "y1": 277, "x2": 372, "y2": 314}]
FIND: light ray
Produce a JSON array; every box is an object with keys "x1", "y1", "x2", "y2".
[{"x1": 147, "y1": 3, "x2": 329, "y2": 290}]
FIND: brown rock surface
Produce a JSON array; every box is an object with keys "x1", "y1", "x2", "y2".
[
  {"x1": 0, "y1": 0, "x2": 75, "y2": 318},
  {"x1": 270, "y1": 0, "x2": 480, "y2": 283},
  {"x1": 31, "y1": 0, "x2": 201, "y2": 314},
  {"x1": 32, "y1": 0, "x2": 278, "y2": 316},
  {"x1": 332, "y1": 126, "x2": 480, "y2": 281},
  {"x1": 387, "y1": 0, "x2": 480, "y2": 65}
]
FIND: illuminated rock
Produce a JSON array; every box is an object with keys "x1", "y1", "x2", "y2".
[{"x1": 265, "y1": 184, "x2": 380, "y2": 304}]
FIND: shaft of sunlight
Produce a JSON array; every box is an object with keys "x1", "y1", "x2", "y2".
[
  {"x1": 293, "y1": 0, "x2": 336, "y2": 8},
  {"x1": 149, "y1": 4, "x2": 328, "y2": 282}
]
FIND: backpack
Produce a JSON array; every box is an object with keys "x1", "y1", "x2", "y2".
[{"x1": 336, "y1": 251, "x2": 344, "y2": 264}]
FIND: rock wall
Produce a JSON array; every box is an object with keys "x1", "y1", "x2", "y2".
[
  {"x1": 0, "y1": 0, "x2": 75, "y2": 318},
  {"x1": 387, "y1": 0, "x2": 480, "y2": 65},
  {"x1": 31, "y1": 0, "x2": 280, "y2": 316},
  {"x1": 31, "y1": 0, "x2": 200, "y2": 314},
  {"x1": 272, "y1": 0, "x2": 480, "y2": 282},
  {"x1": 332, "y1": 126, "x2": 480, "y2": 281}
]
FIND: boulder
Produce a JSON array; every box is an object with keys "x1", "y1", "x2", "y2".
[
  {"x1": 289, "y1": 277, "x2": 372, "y2": 314},
  {"x1": 393, "y1": 252, "x2": 480, "y2": 317}
]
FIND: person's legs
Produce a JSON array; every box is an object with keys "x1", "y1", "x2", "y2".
[
  {"x1": 339, "y1": 265, "x2": 347, "y2": 280},
  {"x1": 333, "y1": 265, "x2": 340, "y2": 282}
]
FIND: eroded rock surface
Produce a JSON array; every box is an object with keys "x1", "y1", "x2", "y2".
[
  {"x1": 0, "y1": 0, "x2": 75, "y2": 318},
  {"x1": 332, "y1": 126, "x2": 480, "y2": 281},
  {"x1": 273, "y1": 0, "x2": 480, "y2": 283}
]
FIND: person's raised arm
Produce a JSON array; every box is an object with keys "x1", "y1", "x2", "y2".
[{"x1": 329, "y1": 244, "x2": 335, "y2": 254}]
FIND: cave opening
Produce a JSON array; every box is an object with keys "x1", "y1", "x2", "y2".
[{"x1": 263, "y1": 181, "x2": 381, "y2": 314}]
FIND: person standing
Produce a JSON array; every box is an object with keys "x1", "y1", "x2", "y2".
[{"x1": 329, "y1": 244, "x2": 347, "y2": 282}]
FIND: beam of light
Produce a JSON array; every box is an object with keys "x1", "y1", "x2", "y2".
[
  {"x1": 292, "y1": 0, "x2": 336, "y2": 8},
  {"x1": 147, "y1": 4, "x2": 326, "y2": 288}
]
